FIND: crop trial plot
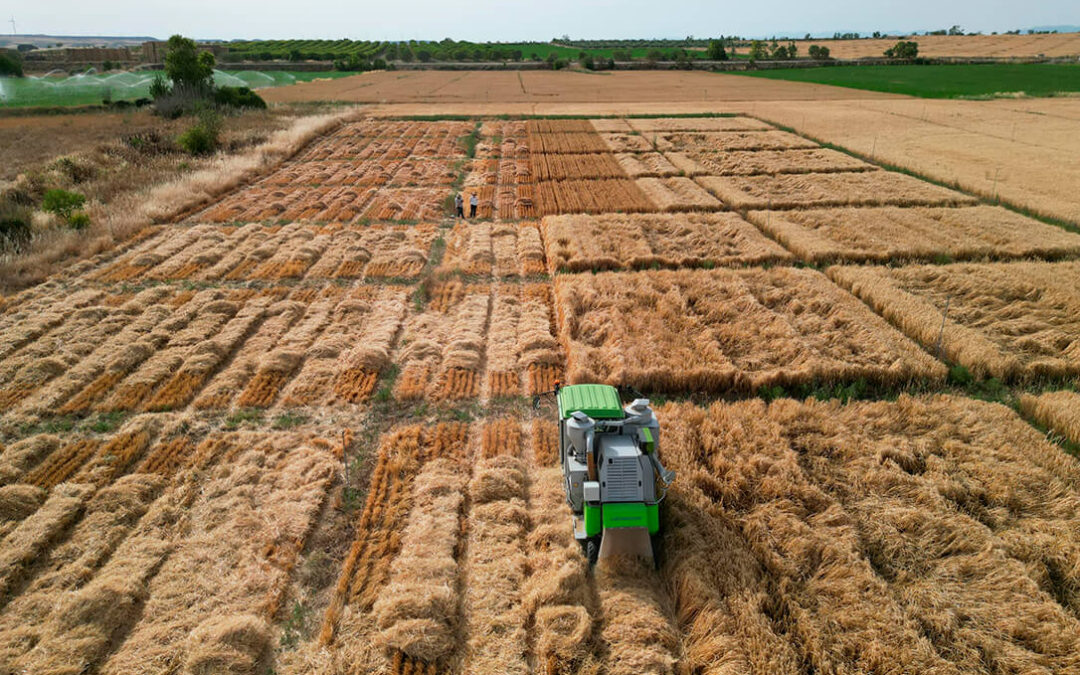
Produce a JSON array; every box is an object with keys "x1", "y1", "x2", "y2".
[
  {"x1": 748, "y1": 205, "x2": 1080, "y2": 264},
  {"x1": 93, "y1": 222, "x2": 438, "y2": 282},
  {"x1": 438, "y1": 221, "x2": 545, "y2": 277},
  {"x1": 542, "y1": 212, "x2": 792, "y2": 273},
  {"x1": 652, "y1": 130, "x2": 820, "y2": 153},
  {"x1": 394, "y1": 281, "x2": 562, "y2": 401},
  {"x1": 554, "y1": 267, "x2": 945, "y2": 394},
  {"x1": 664, "y1": 147, "x2": 876, "y2": 176},
  {"x1": 830, "y1": 261, "x2": 1080, "y2": 380},
  {"x1": 696, "y1": 170, "x2": 978, "y2": 210}
]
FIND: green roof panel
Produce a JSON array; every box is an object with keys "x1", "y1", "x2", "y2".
[{"x1": 558, "y1": 384, "x2": 623, "y2": 420}]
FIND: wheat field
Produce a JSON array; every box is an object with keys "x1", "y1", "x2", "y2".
[{"x1": 2, "y1": 112, "x2": 1078, "y2": 675}]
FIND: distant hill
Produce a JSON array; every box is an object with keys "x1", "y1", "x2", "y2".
[{"x1": 0, "y1": 34, "x2": 157, "y2": 49}]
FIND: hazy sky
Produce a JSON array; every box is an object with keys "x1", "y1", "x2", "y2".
[{"x1": 6, "y1": 0, "x2": 1079, "y2": 41}]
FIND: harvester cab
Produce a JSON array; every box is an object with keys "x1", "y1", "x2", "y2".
[{"x1": 552, "y1": 383, "x2": 675, "y2": 565}]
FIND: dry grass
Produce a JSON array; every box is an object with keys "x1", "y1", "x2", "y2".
[
  {"x1": 829, "y1": 261, "x2": 1080, "y2": 380},
  {"x1": 541, "y1": 212, "x2": 792, "y2": 273},
  {"x1": 461, "y1": 452, "x2": 530, "y2": 675},
  {"x1": 749, "y1": 205, "x2": 1080, "y2": 264},
  {"x1": 696, "y1": 171, "x2": 978, "y2": 210},
  {"x1": 554, "y1": 267, "x2": 945, "y2": 393},
  {"x1": 664, "y1": 148, "x2": 875, "y2": 177},
  {"x1": 1021, "y1": 391, "x2": 1080, "y2": 445}
]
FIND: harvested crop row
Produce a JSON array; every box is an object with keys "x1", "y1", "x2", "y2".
[
  {"x1": 535, "y1": 179, "x2": 654, "y2": 216},
  {"x1": 665, "y1": 147, "x2": 875, "y2": 177},
  {"x1": 1021, "y1": 390, "x2": 1080, "y2": 445},
  {"x1": 0, "y1": 288, "x2": 175, "y2": 411},
  {"x1": 554, "y1": 267, "x2": 946, "y2": 394},
  {"x1": 530, "y1": 152, "x2": 626, "y2": 181},
  {"x1": 297, "y1": 121, "x2": 472, "y2": 161},
  {"x1": 284, "y1": 287, "x2": 408, "y2": 407},
  {"x1": 829, "y1": 261, "x2": 1080, "y2": 380},
  {"x1": 0, "y1": 474, "x2": 163, "y2": 667},
  {"x1": 595, "y1": 556, "x2": 680, "y2": 675},
  {"x1": 525, "y1": 466, "x2": 599, "y2": 674},
  {"x1": 697, "y1": 171, "x2": 977, "y2": 210},
  {"x1": 101, "y1": 434, "x2": 334, "y2": 675},
  {"x1": 440, "y1": 221, "x2": 545, "y2": 277},
  {"x1": 542, "y1": 212, "x2": 792, "y2": 273},
  {"x1": 652, "y1": 130, "x2": 819, "y2": 153},
  {"x1": 461, "y1": 450, "x2": 529, "y2": 674},
  {"x1": 635, "y1": 177, "x2": 723, "y2": 212},
  {"x1": 374, "y1": 458, "x2": 469, "y2": 663},
  {"x1": 262, "y1": 159, "x2": 403, "y2": 188},
  {"x1": 749, "y1": 205, "x2": 1080, "y2": 264}
]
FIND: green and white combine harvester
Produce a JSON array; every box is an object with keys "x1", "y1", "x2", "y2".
[{"x1": 553, "y1": 383, "x2": 676, "y2": 564}]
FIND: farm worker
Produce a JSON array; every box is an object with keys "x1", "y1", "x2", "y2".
[
  {"x1": 469, "y1": 193, "x2": 479, "y2": 218},
  {"x1": 455, "y1": 193, "x2": 464, "y2": 218}
]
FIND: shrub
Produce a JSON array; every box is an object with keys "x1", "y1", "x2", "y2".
[
  {"x1": 552, "y1": 58, "x2": 569, "y2": 70},
  {"x1": 67, "y1": 211, "x2": 91, "y2": 230},
  {"x1": 42, "y1": 189, "x2": 87, "y2": 221},
  {"x1": 177, "y1": 109, "x2": 222, "y2": 156},
  {"x1": 808, "y1": 45, "x2": 831, "y2": 60},
  {"x1": 148, "y1": 73, "x2": 171, "y2": 99},
  {"x1": 0, "y1": 200, "x2": 32, "y2": 251},
  {"x1": 213, "y1": 86, "x2": 267, "y2": 109}
]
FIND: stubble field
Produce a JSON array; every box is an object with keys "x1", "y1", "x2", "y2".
[{"x1": 1, "y1": 110, "x2": 1079, "y2": 675}]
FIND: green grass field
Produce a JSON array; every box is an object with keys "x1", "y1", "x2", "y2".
[
  {"x1": 0, "y1": 70, "x2": 353, "y2": 109},
  {"x1": 731, "y1": 63, "x2": 1080, "y2": 98}
]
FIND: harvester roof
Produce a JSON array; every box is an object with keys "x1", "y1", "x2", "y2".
[{"x1": 558, "y1": 384, "x2": 623, "y2": 420}]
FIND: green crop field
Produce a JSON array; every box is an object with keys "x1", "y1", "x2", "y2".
[
  {"x1": 0, "y1": 70, "x2": 353, "y2": 108},
  {"x1": 731, "y1": 63, "x2": 1080, "y2": 98}
]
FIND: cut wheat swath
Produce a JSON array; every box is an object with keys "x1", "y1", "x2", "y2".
[{"x1": 665, "y1": 148, "x2": 875, "y2": 177}]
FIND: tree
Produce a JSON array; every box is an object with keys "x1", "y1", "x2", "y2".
[
  {"x1": 808, "y1": 44, "x2": 831, "y2": 60},
  {"x1": 948, "y1": 25, "x2": 964, "y2": 36},
  {"x1": 164, "y1": 35, "x2": 216, "y2": 96},
  {"x1": 707, "y1": 39, "x2": 728, "y2": 60},
  {"x1": 884, "y1": 40, "x2": 919, "y2": 59},
  {"x1": 748, "y1": 40, "x2": 767, "y2": 62},
  {"x1": 0, "y1": 52, "x2": 23, "y2": 77}
]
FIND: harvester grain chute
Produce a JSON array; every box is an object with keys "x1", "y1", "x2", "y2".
[{"x1": 537, "y1": 383, "x2": 675, "y2": 565}]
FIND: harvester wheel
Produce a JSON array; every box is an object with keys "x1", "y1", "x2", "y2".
[
  {"x1": 585, "y1": 538, "x2": 599, "y2": 565},
  {"x1": 650, "y1": 533, "x2": 664, "y2": 569}
]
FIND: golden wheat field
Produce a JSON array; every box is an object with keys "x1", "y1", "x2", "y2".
[{"x1": 1, "y1": 110, "x2": 1079, "y2": 675}]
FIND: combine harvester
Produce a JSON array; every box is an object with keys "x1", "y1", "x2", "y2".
[{"x1": 542, "y1": 383, "x2": 676, "y2": 565}]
